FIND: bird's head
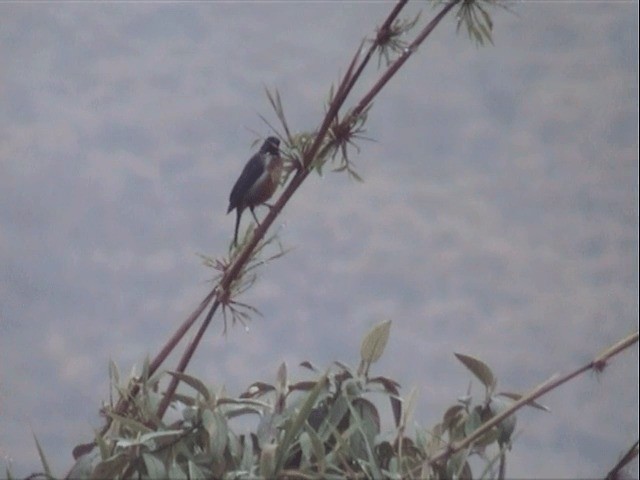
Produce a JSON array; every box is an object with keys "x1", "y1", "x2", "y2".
[{"x1": 262, "y1": 136, "x2": 280, "y2": 156}]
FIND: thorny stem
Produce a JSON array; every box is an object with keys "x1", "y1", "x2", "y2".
[
  {"x1": 153, "y1": 0, "x2": 418, "y2": 419},
  {"x1": 344, "y1": 0, "x2": 410, "y2": 98},
  {"x1": 298, "y1": 0, "x2": 411, "y2": 173},
  {"x1": 162, "y1": 0, "x2": 462, "y2": 422},
  {"x1": 91, "y1": 0, "x2": 460, "y2": 440},
  {"x1": 349, "y1": 0, "x2": 460, "y2": 123},
  {"x1": 70, "y1": 3, "x2": 637, "y2": 476}
]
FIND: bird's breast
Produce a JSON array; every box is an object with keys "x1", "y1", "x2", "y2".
[
  {"x1": 267, "y1": 155, "x2": 283, "y2": 183},
  {"x1": 245, "y1": 154, "x2": 282, "y2": 206}
]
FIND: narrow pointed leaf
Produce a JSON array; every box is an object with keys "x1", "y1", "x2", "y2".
[
  {"x1": 300, "y1": 361, "x2": 318, "y2": 372},
  {"x1": 91, "y1": 453, "x2": 128, "y2": 479},
  {"x1": 32, "y1": 432, "x2": 51, "y2": 477},
  {"x1": 499, "y1": 391, "x2": 550, "y2": 412},
  {"x1": 143, "y1": 453, "x2": 167, "y2": 479},
  {"x1": 360, "y1": 320, "x2": 392, "y2": 364},
  {"x1": 454, "y1": 353, "x2": 496, "y2": 390},
  {"x1": 275, "y1": 374, "x2": 328, "y2": 471},
  {"x1": 166, "y1": 371, "x2": 211, "y2": 401}
]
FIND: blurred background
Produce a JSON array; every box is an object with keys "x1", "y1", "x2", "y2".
[{"x1": 1, "y1": 2, "x2": 637, "y2": 477}]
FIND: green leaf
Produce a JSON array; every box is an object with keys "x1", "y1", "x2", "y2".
[
  {"x1": 140, "y1": 356, "x2": 151, "y2": 382},
  {"x1": 346, "y1": 399, "x2": 381, "y2": 473},
  {"x1": 298, "y1": 431, "x2": 312, "y2": 465},
  {"x1": 166, "y1": 371, "x2": 211, "y2": 401},
  {"x1": 106, "y1": 411, "x2": 153, "y2": 436},
  {"x1": 202, "y1": 409, "x2": 228, "y2": 459},
  {"x1": 138, "y1": 429, "x2": 185, "y2": 445},
  {"x1": 275, "y1": 373, "x2": 328, "y2": 472},
  {"x1": 143, "y1": 453, "x2": 167, "y2": 479},
  {"x1": 299, "y1": 360, "x2": 318, "y2": 372},
  {"x1": 109, "y1": 359, "x2": 120, "y2": 388},
  {"x1": 91, "y1": 453, "x2": 129, "y2": 479},
  {"x1": 32, "y1": 431, "x2": 51, "y2": 477},
  {"x1": 188, "y1": 460, "x2": 207, "y2": 480},
  {"x1": 446, "y1": 449, "x2": 468, "y2": 479},
  {"x1": 475, "y1": 426, "x2": 500, "y2": 448},
  {"x1": 240, "y1": 432, "x2": 255, "y2": 472},
  {"x1": 454, "y1": 353, "x2": 496, "y2": 391},
  {"x1": 369, "y1": 377, "x2": 400, "y2": 426},
  {"x1": 400, "y1": 387, "x2": 418, "y2": 430},
  {"x1": 360, "y1": 320, "x2": 392, "y2": 365},
  {"x1": 305, "y1": 425, "x2": 326, "y2": 472},
  {"x1": 442, "y1": 404, "x2": 465, "y2": 430},
  {"x1": 489, "y1": 396, "x2": 517, "y2": 447},
  {"x1": 260, "y1": 444, "x2": 277, "y2": 478},
  {"x1": 425, "y1": 423, "x2": 445, "y2": 458},
  {"x1": 415, "y1": 427, "x2": 428, "y2": 453},
  {"x1": 368, "y1": 376, "x2": 400, "y2": 394},
  {"x1": 353, "y1": 398, "x2": 381, "y2": 439},
  {"x1": 289, "y1": 380, "x2": 318, "y2": 392},
  {"x1": 66, "y1": 448, "x2": 98, "y2": 479},
  {"x1": 317, "y1": 395, "x2": 349, "y2": 441},
  {"x1": 464, "y1": 407, "x2": 482, "y2": 437},
  {"x1": 499, "y1": 391, "x2": 550, "y2": 412},
  {"x1": 167, "y1": 461, "x2": 188, "y2": 480},
  {"x1": 241, "y1": 381, "x2": 276, "y2": 398},
  {"x1": 94, "y1": 428, "x2": 110, "y2": 460}
]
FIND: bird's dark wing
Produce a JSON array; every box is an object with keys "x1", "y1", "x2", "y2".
[{"x1": 228, "y1": 152, "x2": 264, "y2": 212}]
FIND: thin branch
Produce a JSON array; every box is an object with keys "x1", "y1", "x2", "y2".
[
  {"x1": 605, "y1": 439, "x2": 640, "y2": 480},
  {"x1": 155, "y1": 0, "x2": 460, "y2": 424},
  {"x1": 155, "y1": 299, "x2": 222, "y2": 418},
  {"x1": 92, "y1": 0, "x2": 461, "y2": 435},
  {"x1": 428, "y1": 330, "x2": 639, "y2": 467},
  {"x1": 349, "y1": 0, "x2": 460, "y2": 122},
  {"x1": 299, "y1": 0, "x2": 411, "y2": 172},
  {"x1": 92, "y1": 287, "x2": 218, "y2": 445},
  {"x1": 148, "y1": 289, "x2": 218, "y2": 375}
]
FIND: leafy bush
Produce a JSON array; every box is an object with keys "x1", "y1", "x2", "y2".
[{"x1": 59, "y1": 321, "x2": 541, "y2": 479}]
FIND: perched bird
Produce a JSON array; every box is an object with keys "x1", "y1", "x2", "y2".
[{"x1": 227, "y1": 136, "x2": 283, "y2": 245}]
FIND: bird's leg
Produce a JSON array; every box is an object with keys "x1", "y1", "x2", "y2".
[
  {"x1": 233, "y1": 209, "x2": 242, "y2": 246},
  {"x1": 249, "y1": 206, "x2": 260, "y2": 224}
]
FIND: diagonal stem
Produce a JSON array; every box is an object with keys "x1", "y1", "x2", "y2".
[
  {"x1": 151, "y1": 0, "x2": 418, "y2": 421},
  {"x1": 155, "y1": 299, "x2": 222, "y2": 418},
  {"x1": 156, "y1": 0, "x2": 461, "y2": 422},
  {"x1": 427, "y1": 330, "x2": 639, "y2": 468}
]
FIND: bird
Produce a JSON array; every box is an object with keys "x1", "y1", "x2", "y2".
[{"x1": 227, "y1": 136, "x2": 283, "y2": 245}]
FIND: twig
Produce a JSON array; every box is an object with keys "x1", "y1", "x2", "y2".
[
  {"x1": 88, "y1": 287, "x2": 218, "y2": 454},
  {"x1": 604, "y1": 439, "x2": 639, "y2": 480},
  {"x1": 154, "y1": 0, "x2": 418, "y2": 418},
  {"x1": 155, "y1": 299, "x2": 222, "y2": 418},
  {"x1": 349, "y1": 0, "x2": 460, "y2": 122},
  {"x1": 89, "y1": 0, "x2": 461, "y2": 441},
  {"x1": 428, "y1": 330, "x2": 639, "y2": 467}
]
